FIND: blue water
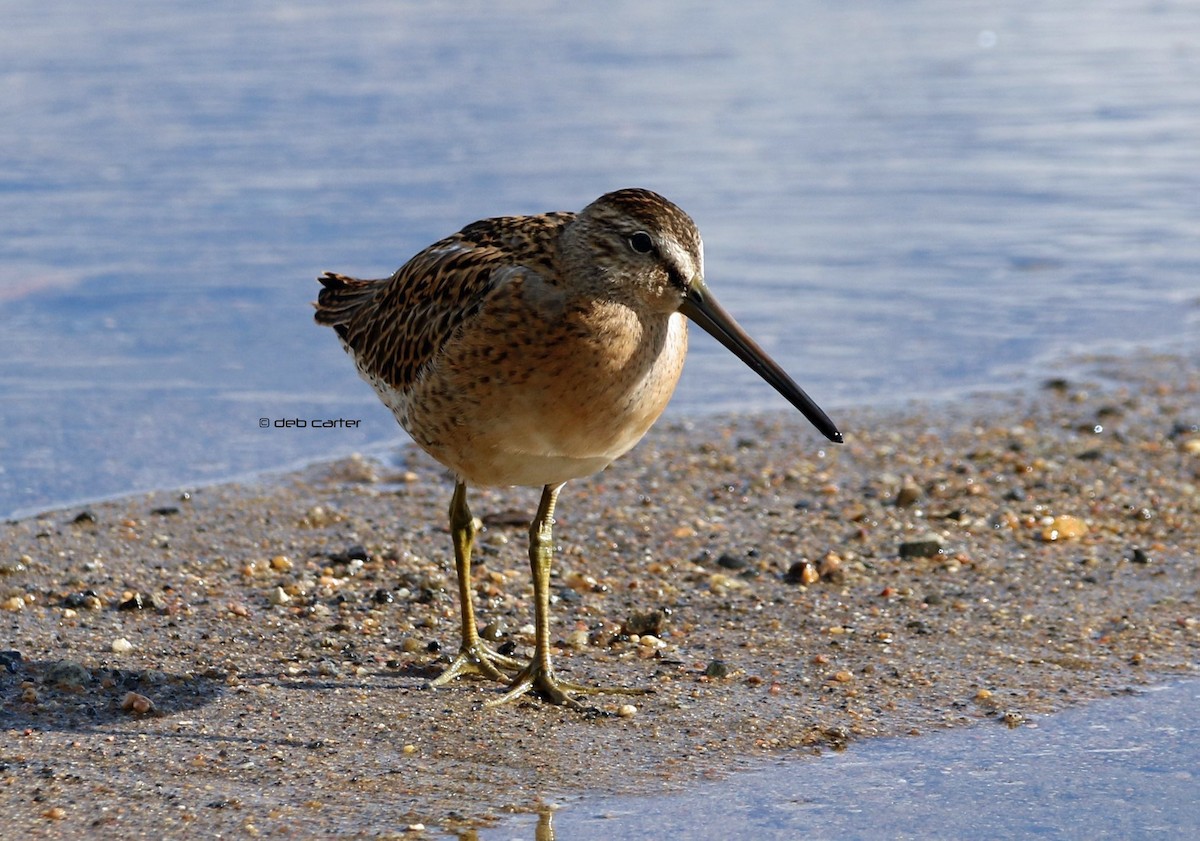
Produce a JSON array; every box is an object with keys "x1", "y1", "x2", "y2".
[
  {"x1": 485, "y1": 681, "x2": 1200, "y2": 841},
  {"x1": 1, "y1": 0, "x2": 1197, "y2": 518}
]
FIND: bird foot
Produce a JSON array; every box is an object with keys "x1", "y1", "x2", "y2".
[
  {"x1": 485, "y1": 660, "x2": 652, "y2": 710},
  {"x1": 428, "y1": 642, "x2": 524, "y2": 686}
]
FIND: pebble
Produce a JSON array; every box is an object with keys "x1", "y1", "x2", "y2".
[
  {"x1": 784, "y1": 560, "x2": 819, "y2": 585},
  {"x1": 1, "y1": 649, "x2": 22, "y2": 673},
  {"x1": 121, "y1": 691, "x2": 157, "y2": 715},
  {"x1": 45, "y1": 660, "x2": 90, "y2": 689},
  {"x1": 898, "y1": 535, "x2": 945, "y2": 558},
  {"x1": 111, "y1": 637, "x2": 134, "y2": 654},
  {"x1": 1041, "y1": 515, "x2": 1088, "y2": 542},
  {"x1": 617, "y1": 704, "x2": 638, "y2": 718},
  {"x1": 622, "y1": 609, "x2": 665, "y2": 636},
  {"x1": 704, "y1": 659, "x2": 730, "y2": 678},
  {"x1": 716, "y1": 552, "x2": 748, "y2": 570},
  {"x1": 480, "y1": 620, "x2": 507, "y2": 642},
  {"x1": 896, "y1": 478, "x2": 922, "y2": 507}
]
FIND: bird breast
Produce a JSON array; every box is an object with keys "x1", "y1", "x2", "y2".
[{"x1": 390, "y1": 290, "x2": 688, "y2": 488}]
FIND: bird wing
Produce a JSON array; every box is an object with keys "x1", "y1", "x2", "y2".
[{"x1": 315, "y1": 211, "x2": 574, "y2": 393}]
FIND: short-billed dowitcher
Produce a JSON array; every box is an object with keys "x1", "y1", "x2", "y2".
[{"x1": 314, "y1": 188, "x2": 841, "y2": 709}]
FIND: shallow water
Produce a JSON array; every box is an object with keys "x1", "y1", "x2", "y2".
[
  {"x1": 2, "y1": 0, "x2": 1198, "y2": 517},
  {"x1": 484, "y1": 681, "x2": 1200, "y2": 841}
]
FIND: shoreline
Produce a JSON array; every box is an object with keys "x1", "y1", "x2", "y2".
[{"x1": 2, "y1": 350, "x2": 1197, "y2": 836}]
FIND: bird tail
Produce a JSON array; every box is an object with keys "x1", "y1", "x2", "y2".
[{"x1": 313, "y1": 272, "x2": 381, "y2": 338}]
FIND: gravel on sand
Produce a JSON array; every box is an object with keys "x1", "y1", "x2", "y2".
[{"x1": 2, "y1": 352, "x2": 1197, "y2": 836}]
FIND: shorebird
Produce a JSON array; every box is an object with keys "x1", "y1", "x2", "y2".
[{"x1": 314, "y1": 188, "x2": 841, "y2": 709}]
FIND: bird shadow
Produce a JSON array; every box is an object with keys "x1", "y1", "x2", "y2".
[{"x1": 1, "y1": 653, "x2": 225, "y2": 733}]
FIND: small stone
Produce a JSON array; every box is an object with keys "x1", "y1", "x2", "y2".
[
  {"x1": 480, "y1": 620, "x2": 507, "y2": 642},
  {"x1": 121, "y1": 691, "x2": 157, "y2": 715},
  {"x1": 622, "y1": 609, "x2": 665, "y2": 637},
  {"x1": 1, "y1": 650, "x2": 22, "y2": 673},
  {"x1": 328, "y1": 544, "x2": 369, "y2": 564},
  {"x1": 1, "y1": 595, "x2": 24, "y2": 612},
  {"x1": 372, "y1": 588, "x2": 395, "y2": 605},
  {"x1": 832, "y1": 670, "x2": 854, "y2": 683},
  {"x1": 267, "y1": 586, "x2": 291, "y2": 606},
  {"x1": 818, "y1": 553, "x2": 844, "y2": 583},
  {"x1": 1129, "y1": 547, "x2": 1151, "y2": 564},
  {"x1": 896, "y1": 478, "x2": 922, "y2": 508},
  {"x1": 111, "y1": 637, "x2": 134, "y2": 654},
  {"x1": 1041, "y1": 515, "x2": 1088, "y2": 542},
  {"x1": 151, "y1": 506, "x2": 180, "y2": 516},
  {"x1": 564, "y1": 629, "x2": 589, "y2": 650},
  {"x1": 617, "y1": 704, "x2": 638, "y2": 718},
  {"x1": 45, "y1": 660, "x2": 90, "y2": 689},
  {"x1": 704, "y1": 659, "x2": 730, "y2": 679},
  {"x1": 270, "y1": 555, "x2": 293, "y2": 571},
  {"x1": 72, "y1": 510, "x2": 97, "y2": 525},
  {"x1": 716, "y1": 552, "x2": 748, "y2": 570},
  {"x1": 118, "y1": 592, "x2": 163, "y2": 611},
  {"x1": 1002, "y1": 710, "x2": 1025, "y2": 728},
  {"x1": 784, "y1": 560, "x2": 820, "y2": 585},
  {"x1": 898, "y1": 535, "x2": 945, "y2": 558}
]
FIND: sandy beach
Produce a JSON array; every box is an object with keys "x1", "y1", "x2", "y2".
[{"x1": 2, "y1": 350, "x2": 1197, "y2": 837}]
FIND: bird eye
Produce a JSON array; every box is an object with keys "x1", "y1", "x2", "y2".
[{"x1": 627, "y1": 231, "x2": 654, "y2": 254}]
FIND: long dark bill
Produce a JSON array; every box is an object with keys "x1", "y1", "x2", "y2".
[{"x1": 680, "y1": 282, "x2": 843, "y2": 444}]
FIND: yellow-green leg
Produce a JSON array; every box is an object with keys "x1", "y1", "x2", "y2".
[
  {"x1": 488, "y1": 483, "x2": 651, "y2": 708},
  {"x1": 429, "y1": 480, "x2": 524, "y2": 686}
]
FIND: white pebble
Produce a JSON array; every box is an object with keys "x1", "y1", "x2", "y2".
[{"x1": 111, "y1": 637, "x2": 134, "y2": 654}]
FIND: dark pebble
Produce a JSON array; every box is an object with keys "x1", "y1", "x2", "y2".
[
  {"x1": 898, "y1": 535, "x2": 945, "y2": 559},
  {"x1": 62, "y1": 589, "x2": 98, "y2": 608},
  {"x1": 329, "y1": 544, "x2": 370, "y2": 564},
  {"x1": 783, "y1": 560, "x2": 815, "y2": 585},
  {"x1": 119, "y1": 592, "x2": 164, "y2": 611},
  {"x1": 704, "y1": 659, "x2": 730, "y2": 679},
  {"x1": 497, "y1": 640, "x2": 517, "y2": 656},
  {"x1": 1003, "y1": 487, "x2": 1026, "y2": 502},
  {"x1": 555, "y1": 587, "x2": 582, "y2": 604},
  {"x1": 72, "y1": 510, "x2": 97, "y2": 525},
  {"x1": 372, "y1": 588, "x2": 394, "y2": 605},
  {"x1": 716, "y1": 552, "x2": 747, "y2": 570},
  {"x1": 0, "y1": 650, "x2": 22, "y2": 673},
  {"x1": 622, "y1": 609, "x2": 665, "y2": 636},
  {"x1": 151, "y1": 506, "x2": 180, "y2": 516},
  {"x1": 425, "y1": 640, "x2": 441, "y2": 654},
  {"x1": 1130, "y1": 547, "x2": 1151, "y2": 564},
  {"x1": 45, "y1": 660, "x2": 91, "y2": 688}
]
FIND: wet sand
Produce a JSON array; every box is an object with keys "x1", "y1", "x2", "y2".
[{"x1": 2, "y1": 351, "x2": 1197, "y2": 837}]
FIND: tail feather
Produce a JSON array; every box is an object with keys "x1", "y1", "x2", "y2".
[{"x1": 313, "y1": 271, "x2": 381, "y2": 339}]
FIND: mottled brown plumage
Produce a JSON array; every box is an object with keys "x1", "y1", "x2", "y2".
[{"x1": 315, "y1": 188, "x2": 841, "y2": 708}]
